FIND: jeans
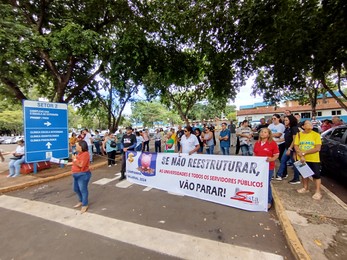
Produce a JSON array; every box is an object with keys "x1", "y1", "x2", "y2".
[
  {"x1": 155, "y1": 141, "x2": 161, "y2": 153},
  {"x1": 277, "y1": 149, "x2": 291, "y2": 177},
  {"x1": 142, "y1": 141, "x2": 149, "y2": 152},
  {"x1": 88, "y1": 145, "x2": 93, "y2": 162},
  {"x1": 206, "y1": 144, "x2": 215, "y2": 154},
  {"x1": 268, "y1": 170, "x2": 274, "y2": 204},
  {"x1": 94, "y1": 141, "x2": 101, "y2": 155},
  {"x1": 221, "y1": 146, "x2": 230, "y2": 155},
  {"x1": 73, "y1": 171, "x2": 91, "y2": 206},
  {"x1": 8, "y1": 157, "x2": 25, "y2": 177},
  {"x1": 240, "y1": 144, "x2": 253, "y2": 156}
]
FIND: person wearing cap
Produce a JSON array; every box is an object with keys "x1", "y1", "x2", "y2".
[
  {"x1": 8, "y1": 139, "x2": 25, "y2": 177},
  {"x1": 120, "y1": 126, "x2": 137, "y2": 180}
]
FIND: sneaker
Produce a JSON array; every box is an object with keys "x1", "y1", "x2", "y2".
[
  {"x1": 283, "y1": 175, "x2": 288, "y2": 179},
  {"x1": 312, "y1": 193, "x2": 322, "y2": 200},
  {"x1": 297, "y1": 188, "x2": 309, "y2": 193},
  {"x1": 114, "y1": 163, "x2": 118, "y2": 166},
  {"x1": 108, "y1": 165, "x2": 112, "y2": 168},
  {"x1": 289, "y1": 179, "x2": 301, "y2": 184},
  {"x1": 275, "y1": 177, "x2": 283, "y2": 181}
]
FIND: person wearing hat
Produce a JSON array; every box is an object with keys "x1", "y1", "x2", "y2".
[{"x1": 120, "y1": 126, "x2": 137, "y2": 180}]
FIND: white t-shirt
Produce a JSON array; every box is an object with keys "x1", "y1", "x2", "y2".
[
  {"x1": 15, "y1": 145, "x2": 25, "y2": 155},
  {"x1": 84, "y1": 132, "x2": 92, "y2": 146},
  {"x1": 180, "y1": 134, "x2": 199, "y2": 154},
  {"x1": 268, "y1": 123, "x2": 285, "y2": 144}
]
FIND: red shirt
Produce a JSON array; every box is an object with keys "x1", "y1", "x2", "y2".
[
  {"x1": 253, "y1": 140, "x2": 279, "y2": 170},
  {"x1": 72, "y1": 151, "x2": 90, "y2": 173}
]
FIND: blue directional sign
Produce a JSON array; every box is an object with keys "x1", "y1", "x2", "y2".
[{"x1": 23, "y1": 100, "x2": 69, "y2": 163}]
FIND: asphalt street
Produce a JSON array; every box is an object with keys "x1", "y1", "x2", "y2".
[{"x1": 0, "y1": 163, "x2": 294, "y2": 260}]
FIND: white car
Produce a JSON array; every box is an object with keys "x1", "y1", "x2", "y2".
[
  {"x1": 3, "y1": 137, "x2": 15, "y2": 144},
  {"x1": 12, "y1": 136, "x2": 24, "y2": 143}
]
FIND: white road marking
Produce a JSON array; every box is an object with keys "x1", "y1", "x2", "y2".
[
  {"x1": 0, "y1": 195, "x2": 283, "y2": 260},
  {"x1": 143, "y1": 186, "x2": 152, "y2": 191},
  {"x1": 92, "y1": 177, "x2": 119, "y2": 185},
  {"x1": 115, "y1": 179, "x2": 133, "y2": 188}
]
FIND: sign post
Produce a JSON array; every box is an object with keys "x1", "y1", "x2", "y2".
[{"x1": 23, "y1": 100, "x2": 69, "y2": 168}]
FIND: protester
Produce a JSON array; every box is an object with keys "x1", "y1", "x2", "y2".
[
  {"x1": 253, "y1": 128, "x2": 279, "y2": 210},
  {"x1": 203, "y1": 127, "x2": 214, "y2": 154},
  {"x1": 179, "y1": 126, "x2": 200, "y2": 155},
  {"x1": 176, "y1": 125, "x2": 185, "y2": 152},
  {"x1": 164, "y1": 131, "x2": 175, "y2": 153},
  {"x1": 268, "y1": 114, "x2": 285, "y2": 161},
  {"x1": 120, "y1": 126, "x2": 137, "y2": 181},
  {"x1": 153, "y1": 129, "x2": 162, "y2": 153},
  {"x1": 170, "y1": 128, "x2": 177, "y2": 145},
  {"x1": 83, "y1": 129, "x2": 93, "y2": 163},
  {"x1": 332, "y1": 116, "x2": 343, "y2": 127},
  {"x1": 135, "y1": 131, "x2": 144, "y2": 152},
  {"x1": 294, "y1": 120, "x2": 322, "y2": 200},
  {"x1": 142, "y1": 129, "x2": 150, "y2": 152},
  {"x1": 93, "y1": 130, "x2": 102, "y2": 155},
  {"x1": 194, "y1": 128, "x2": 204, "y2": 153},
  {"x1": 310, "y1": 116, "x2": 321, "y2": 133},
  {"x1": 228, "y1": 120, "x2": 237, "y2": 147},
  {"x1": 275, "y1": 115, "x2": 300, "y2": 182},
  {"x1": 219, "y1": 122, "x2": 231, "y2": 155},
  {"x1": 294, "y1": 113, "x2": 304, "y2": 130},
  {"x1": 103, "y1": 133, "x2": 118, "y2": 167},
  {"x1": 69, "y1": 140, "x2": 91, "y2": 213},
  {"x1": 7, "y1": 139, "x2": 25, "y2": 178},
  {"x1": 116, "y1": 129, "x2": 124, "y2": 153},
  {"x1": 236, "y1": 120, "x2": 253, "y2": 156},
  {"x1": 284, "y1": 110, "x2": 292, "y2": 116},
  {"x1": 321, "y1": 119, "x2": 332, "y2": 132},
  {"x1": 69, "y1": 132, "x2": 78, "y2": 155},
  {"x1": 255, "y1": 118, "x2": 269, "y2": 132}
]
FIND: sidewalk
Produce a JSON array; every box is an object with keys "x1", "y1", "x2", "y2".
[{"x1": 0, "y1": 156, "x2": 346, "y2": 259}]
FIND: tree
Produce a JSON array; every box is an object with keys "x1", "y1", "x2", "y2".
[
  {"x1": 131, "y1": 101, "x2": 180, "y2": 128},
  {"x1": 238, "y1": 0, "x2": 347, "y2": 110}
]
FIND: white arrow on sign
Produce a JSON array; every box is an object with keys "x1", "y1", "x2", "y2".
[
  {"x1": 44, "y1": 121, "x2": 51, "y2": 127},
  {"x1": 46, "y1": 142, "x2": 52, "y2": 149}
]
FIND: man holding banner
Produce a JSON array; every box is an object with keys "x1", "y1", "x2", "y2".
[{"x1": 120, "y1": 126, "x2": 137, "y2": 181}]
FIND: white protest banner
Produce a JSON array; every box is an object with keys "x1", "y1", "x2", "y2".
[{"x1": 126, "y1": 152, "x2": 269, "y2": 212}]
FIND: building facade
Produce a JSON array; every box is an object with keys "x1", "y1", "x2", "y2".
[{"x1": 236, "y1": 92, "x2": 347, "y2": 125}]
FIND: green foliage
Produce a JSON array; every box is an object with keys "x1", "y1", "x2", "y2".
[
  {"x1": 131, "y1": 101, "x2": 180, "y2": 127},
  {"x1": 0, "y1": 110, "x2": 23, "y2": 134}
]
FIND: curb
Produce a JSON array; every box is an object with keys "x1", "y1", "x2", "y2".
[
  {"x1": 272, "y1": 184, "x2": 311, "y2": 260},
  {"x1": 0, "y1": 161, "x2": 108, "y2": 194}
]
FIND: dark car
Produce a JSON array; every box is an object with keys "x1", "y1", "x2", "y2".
[{"x1": 320, "y1": 125, "x2": 347, "y2": 179}]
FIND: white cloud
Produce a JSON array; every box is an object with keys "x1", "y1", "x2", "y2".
[{"x1": 233, "y1": 78, "x2": 263, "y2": 109}]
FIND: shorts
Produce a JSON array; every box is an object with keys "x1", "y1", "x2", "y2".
[{"x1": 306, "y1": 162, "x2": 321, "y2": 179}]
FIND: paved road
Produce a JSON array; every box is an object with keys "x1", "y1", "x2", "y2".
[{"x1": 0, "y1": 164, "x2": 294, "y2": 260}]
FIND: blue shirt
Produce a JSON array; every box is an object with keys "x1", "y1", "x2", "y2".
[{"x1": 219, "y1": 129, "x2": 231, "y2": 147}]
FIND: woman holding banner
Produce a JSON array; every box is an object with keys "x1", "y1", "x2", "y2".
[
  {"x1": 253, "y1": 128, "x2": 279, "y2": 210},
  {"x1": 179, "y1": 126, "x2": 200, "y2": 155}
]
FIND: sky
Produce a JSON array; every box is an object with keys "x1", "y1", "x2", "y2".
[
  {"x1": 233, "y1": 78, "x2": 264, "y2": 109},
  {"x1": 123, "y1": 78, "x2": 264, "y2": 115}
]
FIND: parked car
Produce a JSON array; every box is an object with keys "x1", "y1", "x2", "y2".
[
  {"x1": 2, "y1": 137, "x2": 15, "y2": 144},
  {"x1": 0, "y1": 137, "x2": 4, "y2": 144},
  {"x1": 320, "y1": 124, "x2": 347, "y2": 179}
]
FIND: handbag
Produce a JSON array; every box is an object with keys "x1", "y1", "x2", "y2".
[
  {"x1": 110, "y1": 141, "x2": 117, "y2": 148},
  {"x1": 10, "y1": 155, "x2": 23, "y2": 160}
]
